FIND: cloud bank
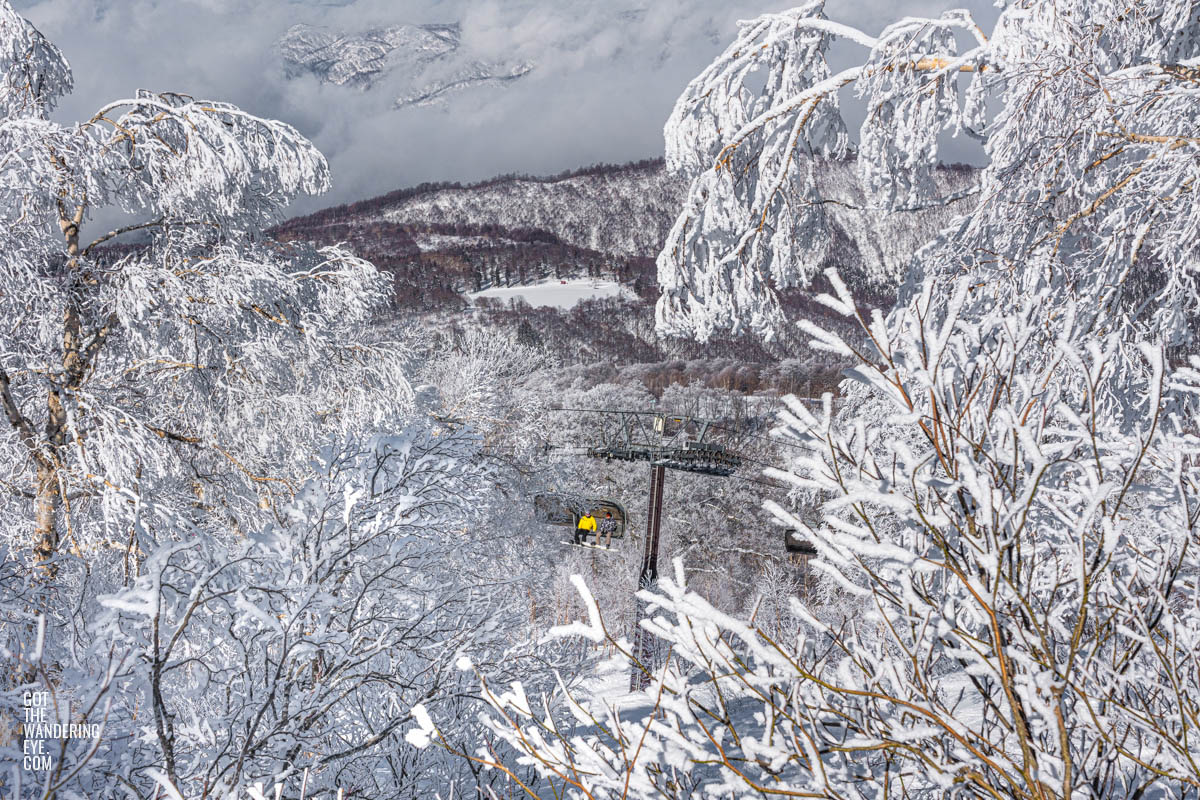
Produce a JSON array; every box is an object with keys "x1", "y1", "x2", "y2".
[{"x1": 14, "y1": 0, "x2": 999, "y2": 218}]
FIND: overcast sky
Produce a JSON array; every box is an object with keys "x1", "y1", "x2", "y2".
[{"x1": 15, "y1": 0, "x2": 1000, "y2": 216}]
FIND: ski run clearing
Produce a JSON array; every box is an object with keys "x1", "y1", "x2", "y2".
[{"x1": 468, "y1": 277, "x2": 630, "y2": 309}]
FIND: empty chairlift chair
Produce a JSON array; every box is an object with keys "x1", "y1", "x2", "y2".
[{"x1": 784, "y1": 529, "x2": 818, "y2": 600}]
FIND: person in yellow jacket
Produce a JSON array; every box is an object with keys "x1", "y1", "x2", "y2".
[{"x1": 574, "y1": 510, "x2": 597, "y2": 545}]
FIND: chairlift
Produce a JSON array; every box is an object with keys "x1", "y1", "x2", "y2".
[
  {"x1": 533, "y1": 492, "x2": 629, "y2": 546},
  {"x1": 784, "y1": 529, "x2": 818, "y2": 600},
  {"x1": 783, "y1": 529, "x2": 817, "y2": 556}
]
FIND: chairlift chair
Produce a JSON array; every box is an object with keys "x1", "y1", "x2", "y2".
[
  {"x1": 783, "y1": 529, "x2": 817, "y2": 556},
  {"x1": 533, "y1": 492, "x2": 628, "y2": 547},
  {"x1": 784, "y1": 529, "x2": 818, "y2": 600}
]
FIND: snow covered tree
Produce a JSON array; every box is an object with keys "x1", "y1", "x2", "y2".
[
  {"x1": 0, "y1": 1, "x2": 407, "y2": 578},
  {"x1": 657, "y1": 0, "x2": 1200, "y2": 358},
  {"x1": 0, "y1": 5, "x2": 520, "y2": 796},
  {"x1": 0, "y1": 414, "x2": 573, "y2": 799},
  {"x1": 421, "y1": 2, "x2": 1200, "y2": 797},
  {"x1": 87, "y1": 421, "x2": 527, "y2": 799},
  {"x1": 0, "y1": 5, "x2": 604, "y2": 798},
  {"x1": 419, "y1": 283, "x2": 1200, "y2": 797}
]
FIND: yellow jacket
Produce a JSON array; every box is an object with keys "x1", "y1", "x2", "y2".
[{"x1": 577, "y1": 515, "x2": 597, "y2": 532}]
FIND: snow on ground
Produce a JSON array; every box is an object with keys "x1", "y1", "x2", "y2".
[
  {"x1": 412, "y1": 232, "x2": 497, "y2": 252},
  {"x1": 566, "y1": 647, "x2": 657, "y2": 719},
  {"x1": 468, "y1": 278, "x2": 631, "y2": 309}
]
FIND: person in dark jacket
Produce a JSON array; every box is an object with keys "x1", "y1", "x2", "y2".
[{"x1": 597, "y1": 511, "x2": 618, "y2": 548}]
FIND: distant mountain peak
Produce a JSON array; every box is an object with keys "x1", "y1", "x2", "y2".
[
  {"x1": 277, "y1": 22, "x2": 459, "y2": 90},
  {"x1": 395, "y1": 60, "x2": 535, "y2": 110},
  {"x1": 276, "y1": 20, "x2": 533, "y2": 109}
]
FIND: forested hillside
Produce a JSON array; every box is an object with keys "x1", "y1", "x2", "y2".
[
  {"x1": 271, "y1": 156, "x2": 977, "y2": 394},
  {"x1": 275, "y1": 156, "x2": 976, "y2": 294}
]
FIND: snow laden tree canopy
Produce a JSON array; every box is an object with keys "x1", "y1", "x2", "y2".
[
  {"x1": 657, "y1": 0, "x2": 1200, "y2": 347},
  {"x1": 0, "y1": 5, "x2": 576, "y2": 796},
  {"x1": 0, "y1": 0, "x2": 408, "y2": 573}
]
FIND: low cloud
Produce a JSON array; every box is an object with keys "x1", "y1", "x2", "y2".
[{"x1": 14, "y1": 0, "x2": 999, "y2": 221}]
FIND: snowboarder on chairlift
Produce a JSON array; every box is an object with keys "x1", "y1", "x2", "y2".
[
  {"x1": 574, "y1": 510, "x2": 597, "y2": 545},
  {"x1": 597, "y1": 511, "x2": 618, "y2": 548}
]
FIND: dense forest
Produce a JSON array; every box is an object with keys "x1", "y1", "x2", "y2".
[{"x1": 269, "y1": 157, "x2": 972, "y2": 396}]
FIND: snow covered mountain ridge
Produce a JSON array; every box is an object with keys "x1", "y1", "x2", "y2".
[
  {"x1": 276, "y1": 20, "x2": 535, "y2": 110},
  {"x1": 277, "y1": 156, "x2": 977, "y2": 285},
  {"x1": 278, "y1": 22, "x2": 460, "y2": 90},
  {"x1": 270, "y1": 155, "x2": 978, "y2": 377}
]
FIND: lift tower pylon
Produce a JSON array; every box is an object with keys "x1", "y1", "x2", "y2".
[
  {"x1": 630, "y1": 463, "x2": 667, "y2": 689},
  {"x1": 572, "y1": 409, "x2": 746, "y2": 690}
]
